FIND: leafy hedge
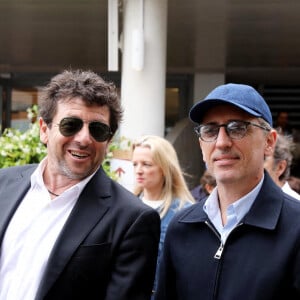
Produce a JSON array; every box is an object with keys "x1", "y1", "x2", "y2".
[{"x1": 0, "y1": 106, "x2": 47, "y2": 168}]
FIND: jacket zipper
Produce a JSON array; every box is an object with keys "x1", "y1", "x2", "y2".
[
  {"x1": 205, "y1": 221, "x2": 244, "y2": 259},
  {"x1": 214, "y1": 244, "x2": 224, "y2": 259},
  {"x1": 205, "y1": 221, "x2": 224, "y2": 259},
  {"x1": 205, "y1": 220, "x2": 244, "y2": 299}
]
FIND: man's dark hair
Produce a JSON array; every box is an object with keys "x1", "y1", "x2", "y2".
[{"x1": 39, "y1": 69, "x2": 123, "y2": 135}]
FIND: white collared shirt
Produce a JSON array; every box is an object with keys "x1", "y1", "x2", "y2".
[
  {"x1": 0, "y1": 158, "x2": 95, "y2": 300},
  {"x1": 204, "y1": 176, "x2": 264, "y2": 244},
  {"x1": 282, "y1": 181, "x2": 300, "y2": 200}
]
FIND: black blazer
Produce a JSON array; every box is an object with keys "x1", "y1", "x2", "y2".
[{"x1": 0, "y1": 164, "x2": 160, "y2": 300}]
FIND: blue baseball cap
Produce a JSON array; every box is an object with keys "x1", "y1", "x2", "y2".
[{"x1": 189, "y1": 83, "x2": 273, "y2": 126}]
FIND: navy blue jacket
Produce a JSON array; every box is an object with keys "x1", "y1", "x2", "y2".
[{"x1": 155, "y1": 172, "x2": 300, "y2": 300}]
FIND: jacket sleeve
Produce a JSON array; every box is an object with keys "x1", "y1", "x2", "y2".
[
  {"x1": 154, "y1": 222, "x2": 178, "y2": 300},
  {"x1": 293, "y1": 237, "x2": 300, "y2": 294},
  {"x1": 105, "y1": 208, "x2": 160, "y2": 300}
]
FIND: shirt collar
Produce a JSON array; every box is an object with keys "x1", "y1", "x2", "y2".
[{"x1": 204, "y1": 174, "x2": 265, "y2": 225}]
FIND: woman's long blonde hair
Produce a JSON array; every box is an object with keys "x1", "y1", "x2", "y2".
[{"x1": 132, "y1": 135, "x2": 195, "y2": 218}]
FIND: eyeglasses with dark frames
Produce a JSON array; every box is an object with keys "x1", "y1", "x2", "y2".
[
  {"x1": 57, "y1": 117, "x2": 112, "y2": 142},
  {"x1": 194, "y1": 120, "x2": 270, "y2": 142}
]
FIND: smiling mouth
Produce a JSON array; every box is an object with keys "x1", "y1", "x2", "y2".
[
  {"x1": 70, "y1": 150, "x2": 89, "y2": 159},
  {"x1": 216, "y1": 157, "x2": 235, "y2": 162}
]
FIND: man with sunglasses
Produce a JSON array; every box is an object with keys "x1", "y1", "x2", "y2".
[
  {"x1": 0, "y1": 70, "x2": 160, "y2": 300},
  {"x1": 155, "y1": 83, "x2": 300, "y2": 300}
]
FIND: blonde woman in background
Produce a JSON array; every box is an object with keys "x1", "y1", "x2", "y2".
[{"x1": 131, "y1": 135, "x2": 195, "y2": 298}]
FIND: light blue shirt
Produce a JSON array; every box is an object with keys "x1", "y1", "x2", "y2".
[{"x1": 204, "y1": 175, "x2": 264, "y2": 244}]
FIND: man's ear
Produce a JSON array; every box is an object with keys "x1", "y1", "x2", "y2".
[
  {"x1": 265, "y1": 129, "x2": 277, "y2": 157},
  {"x1": 39, "y1": 117, "x2": 48, "y2": 145},
  {"x1": 277, "y1": 160, "x2": 287, "y2": 178},
  {"x1": 105, "y1": 138, "x2": 113, "y2": 155},
  {"x1": 199, "y1": 139, "x2": 207, "y2": 163}
]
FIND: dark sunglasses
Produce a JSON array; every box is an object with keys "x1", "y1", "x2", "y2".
[{"x1": 58, "y1": 117, "x2": 112, "y2": 142}]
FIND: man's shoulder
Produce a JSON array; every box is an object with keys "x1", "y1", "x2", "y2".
[
  {"x1": 106, "y1": 181, "x2": 161, "y2": 234},
  {"x1": 109, "y1": 179, "x2": 159, "y2": 214},
  {"x1": 263, "y1": 184, "x2": 300, "y2": 231},
  {"x1": 0, "y1": 164, "x2": 37, "y2": 176},
  {"x1": 282, "y1": 190, "x2": 300, "y2": 211},
  {"x1": 167, "y1": 202, "x2": 205, "y2": 226}
]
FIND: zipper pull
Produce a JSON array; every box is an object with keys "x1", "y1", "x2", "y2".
[{"x1": 214, "y1": 243, "x2": 224, "y2": 259}]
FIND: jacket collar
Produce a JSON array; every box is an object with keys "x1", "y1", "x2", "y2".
[
  {"x1": 179, "y1": 171, "x2": 283, "y2": 231},
  {"x1": 0, "y1": 165, "x2": 34, "y2": 241}
]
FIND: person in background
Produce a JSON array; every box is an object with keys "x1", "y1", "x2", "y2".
[
  {"x1": 190, "y1": 169, "x2": 216, "y2": 202},
  {"x1": 275, "y1": 111, "x2": 293, "y2": 136},
  {"x1": 131, "y1": 135, "x2": 195, "y2": 298},
  {"x1": 288, "y1": 176, "x2": 300, "y2": 194},
  {"x1": 155, "y1": 83, "x2": 300, "y2": 300},
  {"x1": 0, "y1": 69, "x2": 160, "y2": 300},
  {"x1": 264, "y1": 133, "x2": 300, "y2": 200}
]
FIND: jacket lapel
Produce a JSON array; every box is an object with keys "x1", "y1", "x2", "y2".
[
  {"x1": 0, "y1": 166, "x2": 34, "y2": 242},
  {"x1": 242, "y1": 172, "x2": 283, "y2": 230},
  {"x1": 35, "y1": 168, "x2": 112, "y2": 300}
]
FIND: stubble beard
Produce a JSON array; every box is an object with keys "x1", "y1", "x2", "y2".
[{"x1": 58, "y1": 159, "x2": 92, "y2": 180}]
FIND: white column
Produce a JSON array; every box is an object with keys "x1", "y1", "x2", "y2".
[{"x1": 120, "y1": 0, "x2": 168, "y2": 139}]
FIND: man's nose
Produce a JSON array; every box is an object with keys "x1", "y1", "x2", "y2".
[
  {"x1": 215, "y1": 126, "x2": 232, "y2": 146},
  {"x1": 74, "y1": 124, "x2": 93, "y2": 144}
]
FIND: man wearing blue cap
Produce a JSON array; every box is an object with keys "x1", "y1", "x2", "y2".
[{"x1": 155, "y1": 83, "x2": 300, "y2": 300}]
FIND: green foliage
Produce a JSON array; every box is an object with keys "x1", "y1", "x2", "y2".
[{"x1": 0, "y1": 106, "x2": 47, "y2": 168}]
